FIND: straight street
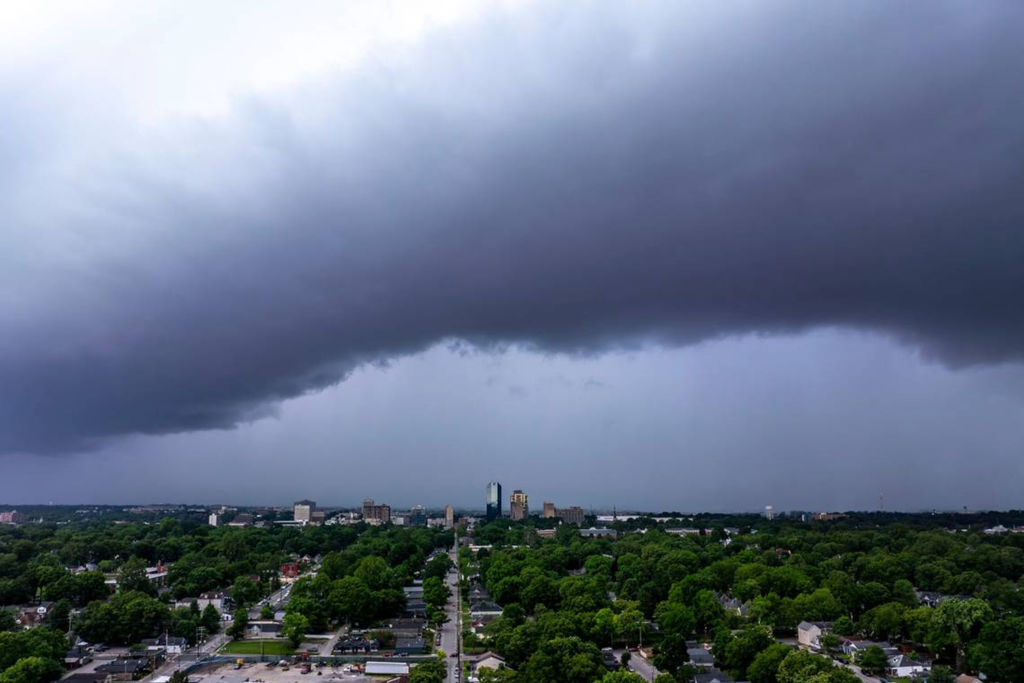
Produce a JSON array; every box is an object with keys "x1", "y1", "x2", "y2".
[
  {"x1": 612, "y1": 649, "x2": 660, "y2": 681},
  {"x1": 438, "y1": 538, "x2": 462, "y2": 683},
  {"x1": 250, "y1": 582, "x2": 294, "y2": 619},
  {"x1": 144, "y1": 631, "x2": 230, "y2": 681}
]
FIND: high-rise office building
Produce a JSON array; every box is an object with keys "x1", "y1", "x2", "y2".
[
  {"x1": 293, "y1": 500, "x2": 316, "y2": 524},
  {"x1": 486, "y1": 482, "x2": 502, "y2": 521},
  {"x1": 542, "y1": 502, "x2": 556, "y2": 518},
  {"x1": 409, "y1": 505, "x2": 427, "y2": 527},
  {"x1": 362, "y1": 498, "x2": 391, "y2": 525},
  {"x1": 445, "y1": 504, "x2": 454, "y2": 529},
  {"x1": 558, "y1": 505, "x2": 585, "y2": 526},
  {"x1": 510, "y1": 490, "x2": 529, "y2": 521}
]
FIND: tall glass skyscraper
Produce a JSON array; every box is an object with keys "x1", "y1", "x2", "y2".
[{"x1": 486, "y1": 481, "x2": 502, "y2": 521}]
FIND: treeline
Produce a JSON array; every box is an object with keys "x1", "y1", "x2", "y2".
[
  {"x1": 284, "y1": 526, "x2": 450, "y2": 630},
  {"x1": 0, "y1": 518, "x2": 450, "y2": 683},
  {"x1": 467, "y1": 517, "x2": 1024, "y2": 682}
]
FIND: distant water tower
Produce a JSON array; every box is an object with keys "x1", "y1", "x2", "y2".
[{"x1": 764, "y1": 505, "x2": 775, "y2": 520}]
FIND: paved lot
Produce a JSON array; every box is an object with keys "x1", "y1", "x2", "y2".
[{"x1": 188, "y1": 661, "x2": 376, "y2": 683}]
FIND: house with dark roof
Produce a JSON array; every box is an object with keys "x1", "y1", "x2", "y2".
[
  {"x1": 334, "y1": 636, "x2": 379, "y2": 654},
  {"x1": 394, "y1": 637, "x2": 426, "y2": 654},
  {"x1": 470, "y1": 600, "x2": 503, "y2": 618},
  {"x1": 97, "y1": 657, "x2": 149, "y2": 679},
  {"x1": 687, "y1": 646, "x2": 715, "y2": 669},
  {"x1": 141, "y1": 635, "x2": 187, "y2": 654},
  {"x1": 841, "y1": 639, "x2": 899, "y2": 658},
  {"x1": 247, "y1": 620, "x2": 282, "y2": 637},
  {"x1": 717, "y1": 593, "x2": 749, "y2": 617},
  {"x1": 62, "y1": 673, "x2": 107, "y2": 683},
  {"x1": 694, "y1": 669, "x2": 734, "y2": 683},
  {"x1": 64, "y1": 645, "x2": 93, "y2": 668},
  {"x1": 388, "y1": 618, "x2": 426, "y2": 633}
]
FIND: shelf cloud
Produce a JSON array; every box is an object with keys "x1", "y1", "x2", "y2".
[{"x1": 2, "y1": 1, "x2": 1023, "y2": 454}]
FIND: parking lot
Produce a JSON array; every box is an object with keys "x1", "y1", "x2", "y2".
[{"x1": 187, "y1": 660, "x2": 381, "y2": 683}]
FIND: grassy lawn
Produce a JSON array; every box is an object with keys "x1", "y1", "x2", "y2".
[{"x1": 220, "y1": 640, "x2": 295, "y2": 655}]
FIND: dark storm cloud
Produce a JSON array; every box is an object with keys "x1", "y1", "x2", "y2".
[{"x1": 2, "y1": 1, "x2": 1023, "y2": 454}]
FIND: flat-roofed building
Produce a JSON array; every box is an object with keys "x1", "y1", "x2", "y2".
[
  {"x1": 558, "y1": 505, "x2": 585, "y2": 526},
  {"x1": 293, "y1": 500, "x2": 316, "y2": 524},
  {"x1": 362, "y1": 498, "x2": 391, "y2": 525},
  {"x1": 486, "y1": 482, "x2": 502, "y2": 521},
  {"x1": 510, "y1": 490, "x2": 529, "y2": 521}
]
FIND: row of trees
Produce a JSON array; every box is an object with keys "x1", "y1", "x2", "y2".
[
  {"x1": 0, "y1": 627, "x2": 68, "y2": 683},
  {"x1": 75, "y1": 590, "x2": 222, "y2": 645},
  {"x1": 463, "y1": 514, "x2": 1024, "y2": 682},
  {"x1": 0, "y1": 514, "x2": 449, "y2": 682}
]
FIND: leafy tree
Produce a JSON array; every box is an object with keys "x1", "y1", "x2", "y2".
[
  {"x1": 825, "y1": 669, "x2": 861, "y2": 683},
  {"x1": 423, "y1": 577, "x2": 449, "y2": 610},
  {"x1": 478, "y1": 668, "x2": 517, "y2": 683},
  {"x1": 929, "y1": 598, "x2": 992, "y2": 672},
  {"x1": 776, "y1": 650, "x2": 834, "y2": 683},
  {"x1": 168, "y1": 671, "x2": 189, "y2": 683},
  {"x1": 424, "y1": 554, "x2": 453, "y2": 581},
  {"x1": 200, "y1": 604, "x2": 221, "y2": 635},
  {"x1": 616, "y1": 608, "x2": 645, "y2": 647},
  {"x1": 593, "y1": 608, "x2": 618, "y2": 645},
  {"x1": 77, "y1": 590, "x2": 171, "y2": 645},
  {"x1": 288, "y1": 578, "x2": 330, "y2": 631},
  {"x1": 409, "y1": 656, "x2": 446, "y2": 683},
  {"x1": 354, "y1": 556, "x2": 392, "y2": 591},
  {"x1": 281, "y1": 613, "x2": 309, "y2": 648},
  {"x1": 970, "y1": 616, "x2": 1024, "y2": 682},
  {"x1": 520, "y1": 570, "x2": 560, "y2": 613},
  {"x1": 859, "y1": 602, "x2": 905, "y2": 641},
  {"x1": 654, "y1": 602, "x2": 694, "y2": 638},
  {"x1": 928, "y1": 666, "x2": 955, "y2": 683},
  {"x1": 891, "y1": 579, "x2": 918, "y2": 607},
  {"x1": 832, "y1": 616, "x2": 855, "y2": 636},
  {"x1": 857, "y1": 646, "x2": 887, "y2": 676},
  {"x1": 0, "y1": 656, "x2": 63, "y2": 683},
  {"x1": 0, "y1": 611, "x2": 15, "y2": 634},
  {"x1": 0, "y1": 629, "x2": 68, "y2": 672},
  {"x1": 694, "y1": 590, "x2": 725, "y2": 633},
  {"x1": 230, "y1": 577, "x2": 260, "y2": 607},
  {"x1": 791, "y1": 588, "x2": 844, "y2": 622},
  {"x1": 652, "y1": 633, "x2": 689, "y2": 675},
  {"x1": 601, "y1": 672, "x2": 645, "y2": 683},
  {"x1": 722, "y1": 626, "x2": 773, "y2": 679},
  {"x1": 46, "y1": 600, "x2": 71, "y2": 635},
  {"x1": 748, "y1": 643, "x2": 792, "y2": 683},
  {"x1": 226, "y1": 608, "x2": 248, "y2": 639},
  {"x1": 117, "y1": 558, "x2": 155, "y2": 596},
  {"x1": 749, "y1": 593, "x2": 784, "y2": 629},
  {"x1": 521, "y1": 636, "x2": 605, "y2": 683}
]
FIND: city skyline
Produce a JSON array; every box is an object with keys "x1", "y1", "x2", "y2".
[{"x1": 2, "y1": 2, "x2": 1024, "y2": 511}]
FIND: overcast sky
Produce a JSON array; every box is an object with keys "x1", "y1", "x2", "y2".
[{"x1": 2, "y1": 1, "x2": 1023, "y2": 512}]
